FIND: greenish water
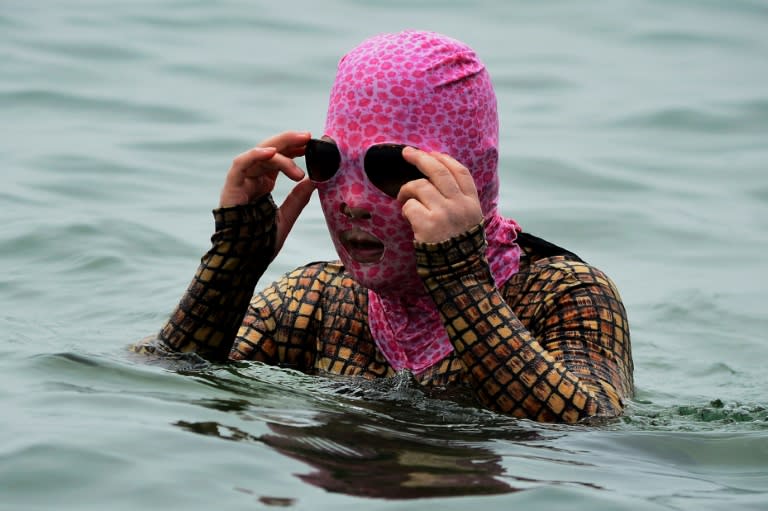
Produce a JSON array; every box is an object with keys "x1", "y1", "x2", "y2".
[{"x1": 2, "y1": 1, "x2": 767, "y2": 509}]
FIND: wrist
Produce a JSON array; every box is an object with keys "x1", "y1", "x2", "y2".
[
  {"x1": 415, "y1": 222, "x2": 489, "y2": 279},
  {"x1": 213, "y1": 194, "x2": 275, "y2": 230}
]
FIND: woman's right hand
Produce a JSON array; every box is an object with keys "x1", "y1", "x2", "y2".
[{"x1": 220, "y1": 130, "x2": 316, "y2": 256}]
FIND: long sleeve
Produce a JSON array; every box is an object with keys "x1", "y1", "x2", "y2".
[
  {"x1": 137, "y1": 195, "x2": 278, "y2": 361},
  {"x1": 415, "y1": 224, "x2": 633, "y2": 423}
]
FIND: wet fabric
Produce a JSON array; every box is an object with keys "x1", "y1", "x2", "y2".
[
  {"x1": 134, "y1": 195, "x2": 633, "y2": 423},
  {"x1": 317, "y1": 31, "x2": 522, "y2": 372}
]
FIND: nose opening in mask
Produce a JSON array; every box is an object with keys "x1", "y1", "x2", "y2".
[{"x1": 340, "y1": 202, "x2": 372, "y2": 220}]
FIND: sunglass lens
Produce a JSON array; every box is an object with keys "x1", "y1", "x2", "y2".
[
  {"x1": 305, "y1": 139, "x2": 341, "y2": 182},
  {"x1": 364, "y1": 144, "x2": 426, "y2": 198}
]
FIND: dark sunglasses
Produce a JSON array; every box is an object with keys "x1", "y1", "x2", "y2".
[{"x1": 304, "y1": 138, "x2": 426, "y2": 198}]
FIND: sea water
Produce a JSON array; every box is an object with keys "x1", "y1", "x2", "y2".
[{"x1": 2, "y1": 1, "x2": 767, "y2": 509}]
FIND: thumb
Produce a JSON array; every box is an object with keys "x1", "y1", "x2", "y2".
[{"x1": 274, "y1": 178, "x2": 315, "y2": 257}]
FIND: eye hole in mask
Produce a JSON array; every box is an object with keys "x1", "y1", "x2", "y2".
[{"x1": 305, "y1": 138, "x2": 426, "y2": 198}]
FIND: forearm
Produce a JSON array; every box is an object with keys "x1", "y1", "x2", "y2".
[
  {"x1": 149, "y1": 195, "x2": 278, "y2": 360},
  {"x1": 416, "y1": 225, "x2": 623, "y2": 423}
]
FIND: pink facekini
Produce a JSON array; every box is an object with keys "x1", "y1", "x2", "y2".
[{"x1": 316, "y1": 30, "x2": 522, "y2": 373}]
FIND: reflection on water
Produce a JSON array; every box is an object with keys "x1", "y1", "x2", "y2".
[
  {"x1": 3, "y1": 0, "x2": 768, "y2": 507},
  {"x1": 263, "y1": 417, "x2": 525, "y2": 499},
  {"x1": 167, "y1": 362, "x2": 768, "y2": 502},
  {"x1": 176, "y1": 412, "x2": 529, "y2": 499},
  {"x1": 172, "y1": 366, "x2": 549, "y2": 499}
]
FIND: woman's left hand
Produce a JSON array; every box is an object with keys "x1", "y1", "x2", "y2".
[{"x1": 397, "y1": 147, "x2": 484, "y2": 243}]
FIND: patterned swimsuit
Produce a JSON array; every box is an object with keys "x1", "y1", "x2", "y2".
[{"x1": 136, "y1": 195, "x2": 634, "y2": 423}]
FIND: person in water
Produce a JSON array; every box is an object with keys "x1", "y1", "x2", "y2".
[{"x1": 135, "y1": 30, "x2": 633, "y2": 423}]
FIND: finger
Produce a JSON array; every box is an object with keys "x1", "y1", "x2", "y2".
[
  {"x1": 399, "y1": 198, "x2": 431, "y2": 239},
  {"x1": 231, "y1": 146, "x2": 277, "y2": 173},
  {"x1": 397, "y1": 178, "x2": 446, "y2": 211},
  {"x1": 258, "y1": 131, "x2": 312, "y2": 155},
  {"x1": 402, "y1": 147, "x2": 462, "y2": 198},
  {"x1": 281, "y1": 144, "x2": 310, "y2": 159},
  {"x1": 400, "y1": 196, "x2": 430, "y2": 222},
  {"x1": 279, "y1": 178, "x2": 315, "y2": 223},
  {"x1": 431, "y1": 152, "x2": 478, "y2": 199},
  {"x1": 242, "y1": 152, "x2": 305, "y2": 182},
  {"x1": 225, "y1": 146, "x2": 277, "y2": 188},
  {"x1": 274, "y1": 178, "x2": 316, "y2": 256}
]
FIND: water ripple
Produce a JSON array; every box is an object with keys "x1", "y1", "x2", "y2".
[
  {"x1": 21, "y1": 40, "x2": 148, "y2": 62},
  {"x1": 624, "y1": 399, "x2": 768, "y2": 432},
  {"x1": 125, "y1": 13, "x2": 330, "y2": 34},
  {"x1": 608, "y1": 104, "x2": 768, "y2": 134},
  {"x1": 493, "y1": 74, "x2": 578, "y2": 92},
  {"x1": 2, "y1": 0, "x2": 767, "y2": 507},
  {"x1": 629, "y1": 29, "x2": 750, "y2": 50},
  {"x1": 128, "y1": 137, "x2": 252, "y2": 155},
  {"x1": 0, "y1": 90, "x2": 209, "y2": 124}
]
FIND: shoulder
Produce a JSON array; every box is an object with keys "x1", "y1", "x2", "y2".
[
  {"x1": 508, "y1": 233, "x2": 622, "y2": 300},
  {"x1": 284, "y1": 260, "x2": 348, "y2": 282},
  {"x1": 248, "y1": 260, "x2": 361, "y2": 322},
  {"x1": 504, "y1": 234, "x2": 628, "y2": 340},
  {"x1": 276, "y1": 260, "x2": 361, "y2": 294}
]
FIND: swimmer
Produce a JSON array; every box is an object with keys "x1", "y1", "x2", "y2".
[{"x1": 135, "y1": 30, "x2": 633, "y2": 423}]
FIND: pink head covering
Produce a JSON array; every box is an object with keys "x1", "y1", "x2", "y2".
[{"x1": 315, "y1": 31, "x2": 522, "y2": 373}]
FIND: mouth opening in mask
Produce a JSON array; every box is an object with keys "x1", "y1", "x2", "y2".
[{"x1": 339, "y1": 227, "x2": 385, "y2": 263}]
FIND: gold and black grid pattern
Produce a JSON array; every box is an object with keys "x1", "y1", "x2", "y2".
[
  {"x1": 151, "y1": 196, "x2": 277, "y2": 360},
  {"x1": 232, "y1": 262, "x2": 394, "y2": 378},
  {"x1": 135, "y1": 197, "x2": 633, "y2": 423},
  {"x1": 415, "y1": 226, "x2": 632, "y2": 422}
]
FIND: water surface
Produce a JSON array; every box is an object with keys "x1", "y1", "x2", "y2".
[{"x1": 2, "y1": 1, "x2": 767, "y2": 509}]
